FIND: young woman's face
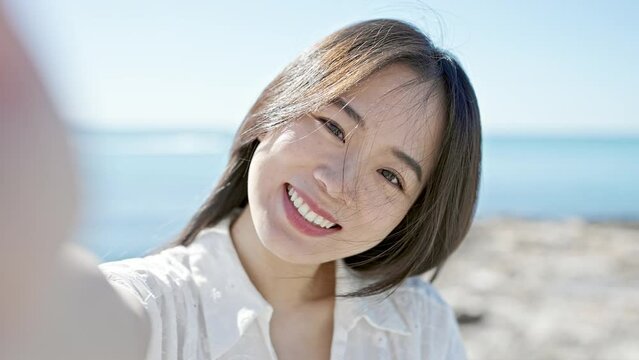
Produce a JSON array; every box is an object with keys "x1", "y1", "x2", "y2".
[{"x1": 247, "y1": 64, "x2": 445, "y2": 264}]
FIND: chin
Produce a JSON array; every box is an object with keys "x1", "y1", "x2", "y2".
[
  {"x1": 261, "y1": 233, "x2": 319, "y2": 264},
  {"x1": 262, "y1": 231, "x2": 339, "y2": 267}
]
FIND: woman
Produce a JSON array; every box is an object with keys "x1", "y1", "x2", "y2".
[
  {"x1": 100, "y1": 18, "x2": 481, "y2": 359},
  {"x1": 2, "y1": 15, "x2": 480, "y2": 360}
]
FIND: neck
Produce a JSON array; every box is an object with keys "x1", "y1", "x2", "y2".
[{"x1": 229, "y1": 206, "x2": 336, "y2": 308}]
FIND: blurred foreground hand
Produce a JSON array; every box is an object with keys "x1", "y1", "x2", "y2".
[
  {"x1": 0, "y1": 1, "x2": 78, "y2": 327},
  {"x1": 0, "y1": 5, "x2": 149, "y2": 359}
]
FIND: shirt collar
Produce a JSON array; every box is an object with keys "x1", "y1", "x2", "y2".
[
  {"x1": 334, "y1": 257, "x2": 412, "y2": 336},
  {"x1": 189, "y1": 211, "x2": 411, "y2": 358}
]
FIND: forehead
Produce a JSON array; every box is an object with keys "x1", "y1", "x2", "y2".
[{"x1": 330, "y1": 64, "x2": 446, "y2": 175}]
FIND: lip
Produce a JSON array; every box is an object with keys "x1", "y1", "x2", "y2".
[{"x1": 282, "y1": 183, "x2": 341, "y2": 237}]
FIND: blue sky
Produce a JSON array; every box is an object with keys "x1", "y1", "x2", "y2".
[{"x1": 5, "y1": 0, "x2": 638, "y2": 135}]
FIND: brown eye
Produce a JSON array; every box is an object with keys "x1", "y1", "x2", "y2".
[
  {"x1": 378, "y1": 169, "x2": 404, "y2": 190},
  {"x1": 314, "y1": 116, "x2": 345, "y2": 143}
]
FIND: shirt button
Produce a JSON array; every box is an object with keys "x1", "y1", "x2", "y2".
[{"x1": 237, "y1": 309, "x2": 256, "y2": 332}]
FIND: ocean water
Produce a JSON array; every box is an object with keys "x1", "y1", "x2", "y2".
[{"x1": 70, "y1": 130, "x2": 639, "y2": 261}]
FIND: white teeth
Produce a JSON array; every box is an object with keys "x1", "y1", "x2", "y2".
[
  {"x1": 304, "y1": 211, "x2": 318, "y2": 222},
  {"x1": 298, "y1": 203, "x2": 310, "y2": 216},
  {"x1": 287, "y1": 185, "x2": 337, "y2": 229}
]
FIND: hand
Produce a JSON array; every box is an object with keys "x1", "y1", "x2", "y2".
[{"x1": 0, "y1": 2, "x2": 79, "y2": 351}]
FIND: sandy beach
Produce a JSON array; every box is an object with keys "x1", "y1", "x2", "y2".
[{"x1": 431, "y1": 217, "x2": 639, "y2": 360}]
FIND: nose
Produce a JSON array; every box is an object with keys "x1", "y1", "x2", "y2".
[{"x1": 312, "y1": 162, "x2": 356, "y2": 207}]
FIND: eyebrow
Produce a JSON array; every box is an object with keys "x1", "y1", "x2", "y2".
[
  {"x1": 331, "y1": 97, "x2": 364, "y2": 128},
  {"x1": 392, "y1": 148, "x2": 423, "y2": 182},
  {"x1": 331, "y1": 97, "x2": 423, "y2": 183}
]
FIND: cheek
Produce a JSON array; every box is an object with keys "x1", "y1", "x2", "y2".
[
  {"x1": 344, "y1": 190, "x2": 408, "y2": 239},
  {"x1": 266, "y1": 126, "x2": 319, "y2": 156},
  {"x1": 336, "y1": 213, "x2": 403, "y2": 258},
  {"x1": 353, "y1": 181, "x2": 407, "y2": 213},
  {"x1": 247, "y1": 128, "x2": 315, "y2": 196}
]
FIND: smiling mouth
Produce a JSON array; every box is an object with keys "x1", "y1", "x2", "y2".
[{"x1": 285, "y1": 184, "x2": 341, "y2": 230}]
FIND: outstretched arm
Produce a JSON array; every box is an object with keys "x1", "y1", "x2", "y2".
[{"x1": 0, "y1": 6, "x2": 150, "y2": 359}]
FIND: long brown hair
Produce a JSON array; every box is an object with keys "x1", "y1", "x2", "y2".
[{"x1": 165, "y1": 18, "x2": 481, "y2": 297}]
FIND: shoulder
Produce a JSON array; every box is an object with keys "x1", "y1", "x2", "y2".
[
  {"x1": 397, "y1": 276, "x2": 450, "y2": 303},
  {"x1": 391, "y1": 275, "x2": 456, "y2": 317},
  {"x1": 98, "y1": 227, "x2": 227, "y2": 291},
  {"x1": 391, "y1": 276, "x2": 467, "y2": 359},
  {"x1": 99, "y1": 246, "x2": 191, "y2": 295},
  {"x1": 98, "y1": 226, "x2": 234, "y2": 303},
  {"x1": 97, "y1": 232, "x2": 228, "y2": 360}
]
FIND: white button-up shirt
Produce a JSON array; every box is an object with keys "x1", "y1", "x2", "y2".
[{"x1": 99, "y1": 214, "x2": 467, "y2": 359}]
